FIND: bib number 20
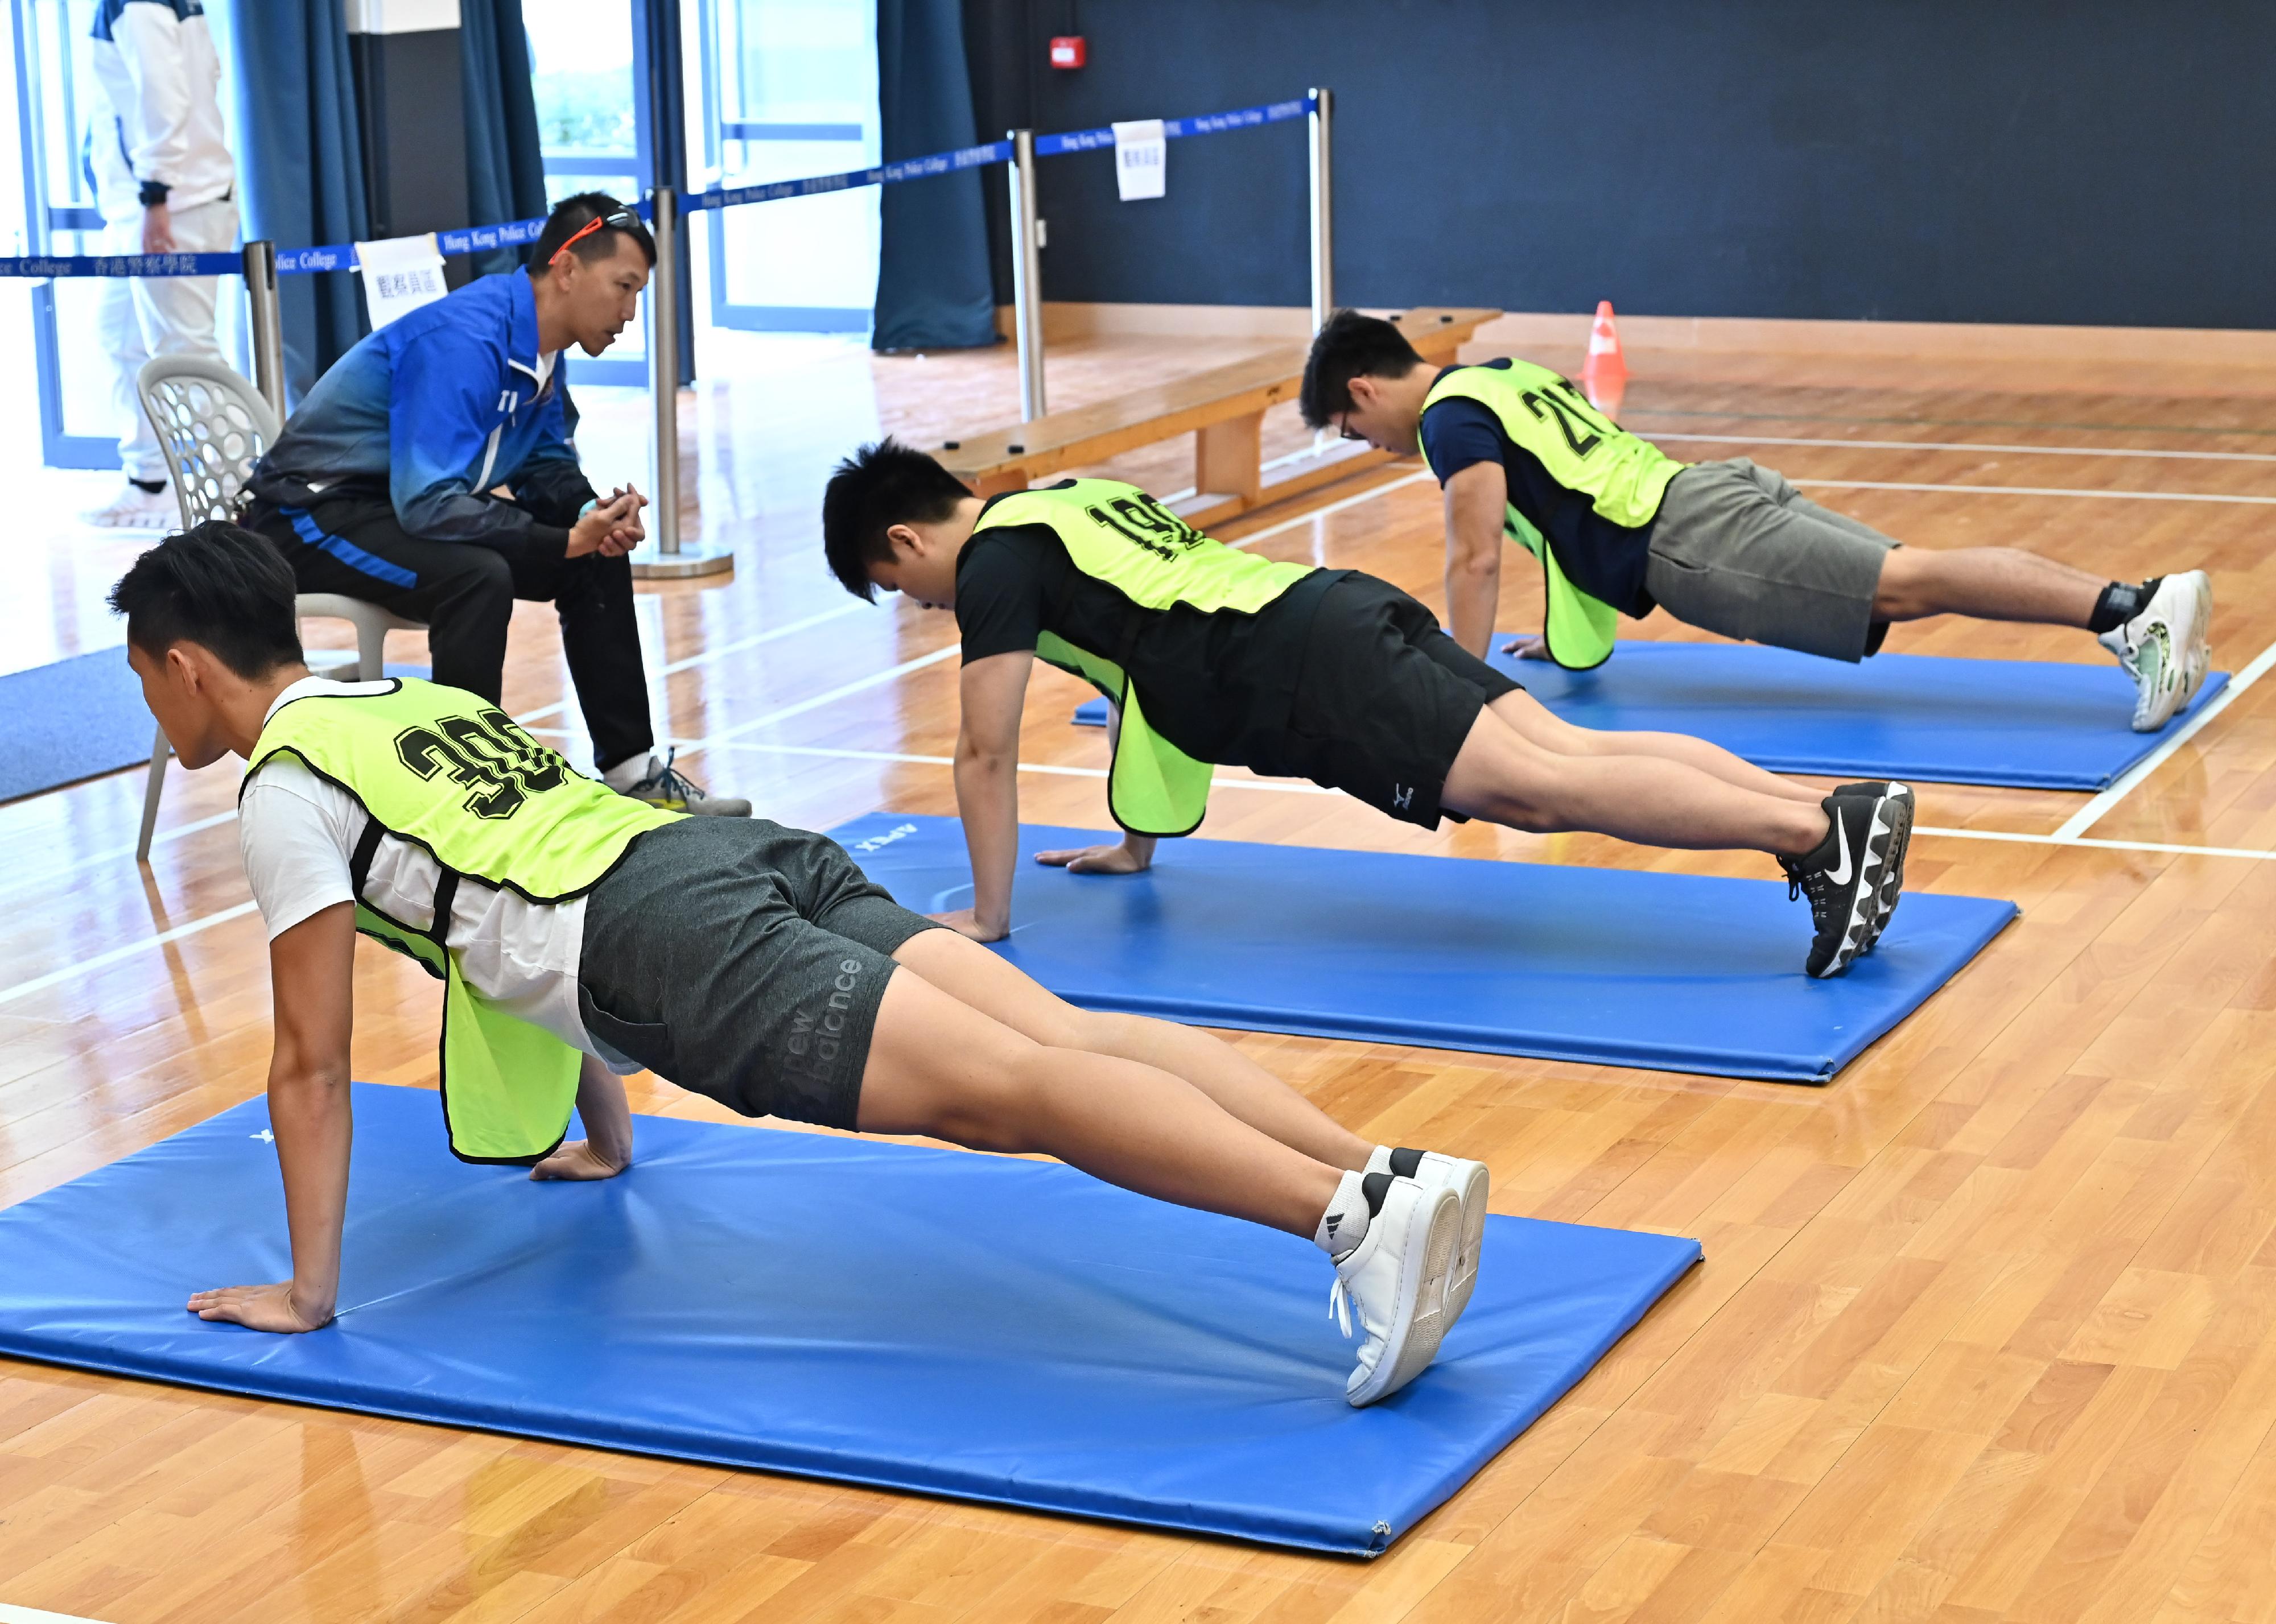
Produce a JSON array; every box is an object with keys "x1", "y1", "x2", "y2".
[{"x1": 1519, "y1": 378, "x2": 1615, "y2": 459}]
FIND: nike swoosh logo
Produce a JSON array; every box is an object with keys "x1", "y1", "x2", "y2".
[{"x1": 1825, "y1": 813, "x2": 1854, "y2": 886}]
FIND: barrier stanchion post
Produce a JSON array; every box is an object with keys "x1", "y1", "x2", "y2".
[
  {"x1": 630, "y1": 184, "x2": 732, "y2": 580},
  {"x1": 1308, "y1": 88, "x2": 1334, "y2": 333},
  {"x1": 242, "y1": 240, "x2": 286, "y2": 424},
  {"x1": 1009, "y1": 128, "x2": 1047, "y2": 422}
]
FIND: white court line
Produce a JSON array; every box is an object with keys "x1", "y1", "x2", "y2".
[
  {"x1": 0, "y1": 1605, "x2": 116, "y2": 1624},
  {"x1": 2052, "y1": 635, "x2": 2276, "y2": 840},
  {"x1": 1917, "y1": 825, "x2": 2276, "y2": 862},
  {"x1": 1644, "y1": 431, "x2": 2276, "y2": 465},
  {"x1": 514, "y1": 598, "x2": 868, "y2": 726},
  {"x1": 1792, "y1": 477, "x2": 2276, "y2": 506},
  {"x1": 0, "y1": 900, "x2": 258, "y2": 1010}
]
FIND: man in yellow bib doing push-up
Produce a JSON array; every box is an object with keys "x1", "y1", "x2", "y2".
[
  {"x1": 820, "y1": 440, "x2": 1915, "y2": 982},
  {"x1": 110, "y1": 521, "x2": 1491, "y2": 1408},
  {"x1": 1301, "y1": 311, "x2": 2212, "y2": 733}
]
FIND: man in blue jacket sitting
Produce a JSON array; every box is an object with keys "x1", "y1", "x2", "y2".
[{"x1": 246, "y1": 192, "x2": 745, "y2": 816}]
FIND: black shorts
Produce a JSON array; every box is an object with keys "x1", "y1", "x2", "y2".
[
  {"x1": 1257, "y1": 573, "x2": 1522, "y2": 829},
  {"x1": 576, "y1": 817, "x2": 943, "y2": 1130}
]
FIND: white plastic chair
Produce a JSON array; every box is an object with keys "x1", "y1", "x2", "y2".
[{"x1": 131, "y1": 356, "x2": 422, "y2": 861}]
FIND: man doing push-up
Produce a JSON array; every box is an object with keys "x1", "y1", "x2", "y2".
[
  {"x1": 1301, "y1": 311, "x2": 2213, "y2": 732},
  {"x1": 819, "y1": 440, "x2": 1915, "y2": 981},
  {"x1": 112, "y1": 522, "x2": 1488, "y2": 1407}
]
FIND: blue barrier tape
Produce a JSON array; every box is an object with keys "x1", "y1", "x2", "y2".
[
  {"x1": 1033, "y1": 94, "x2": 1314, "y2": 157},
  {"x1": 691, "y1": 138, "x2": 1014, "y2": 213},
  {"x1": 0, "y1": 250, "x2": 242, "y2": 278},
  {"x1": 0, "y1": 94, "x2": 1313, "y2": 278}
]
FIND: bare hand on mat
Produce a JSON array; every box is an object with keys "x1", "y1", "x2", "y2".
[
  {"x1": 530, "y1": 1139, "x2": 628, "y2": 1181},
  {"x1": 186, "y1": 1281, "x2": 332, "y2": 1333},
  {"x1": 1035, "y1": 841, "x2": 1154, "y2": 875},
  {"x1": 928, "y1": 906, "x2": 1007, "y2": 943}
]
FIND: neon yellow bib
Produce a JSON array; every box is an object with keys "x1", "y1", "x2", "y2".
[
  {"x1": 247, "y1": 680, "x2": 678, "y2": 1163},
  {"x1": 1420, "y1": 362, "x2": 1688, "y2": 669},
  {"x1": 972, "y1": 480, "x2": 1314, "y2": 836}
]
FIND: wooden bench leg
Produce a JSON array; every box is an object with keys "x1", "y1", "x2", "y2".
[
  {"x1": 970, "y1": 469, "x2": 1031, "y2": 499},
  {"x1": 1194, "y1": 411, "x2": 1264, "y2": 511}
]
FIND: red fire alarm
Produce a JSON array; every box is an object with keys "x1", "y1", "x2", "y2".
[{"x1": 1049, "y1": 35, "x2": 1086, "y2": 69}]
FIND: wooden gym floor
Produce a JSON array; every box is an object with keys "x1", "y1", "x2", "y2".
[{"x1": 7, "y1": 328, "x2": 2276, "y2": 1623}]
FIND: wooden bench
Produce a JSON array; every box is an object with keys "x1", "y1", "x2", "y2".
[{"x1": 939, "y1": 307, "x2": 1500, "y2": 531}]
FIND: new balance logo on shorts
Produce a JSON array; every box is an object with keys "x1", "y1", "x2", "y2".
[
  {"x1": 1392, "y1": 784, "x2": 1414, "y2": 811},
  {"x1": 784, "y1": 958, "x2": 865, "y2": 1085}
]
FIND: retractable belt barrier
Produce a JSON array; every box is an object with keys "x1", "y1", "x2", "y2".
[{"x1": 0, "y1": 95, "x2": 1317, "y2": 279}]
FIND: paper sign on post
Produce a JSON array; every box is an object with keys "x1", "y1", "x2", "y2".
[
  {"x1": 1113, "y1": 119, "x2": 1166, "y2": 201},
  {"x1": 355, "y1": 232, "x2": 448, "y2": 329}
]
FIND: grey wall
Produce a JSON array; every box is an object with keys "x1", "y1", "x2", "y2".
[{"x1": 964, "y1": 1, "x2": 2273, "y2": 328}]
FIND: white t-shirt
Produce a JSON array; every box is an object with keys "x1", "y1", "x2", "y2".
[{"x1": 239, "y1": 677, "x2": 613, "y2": 1064}]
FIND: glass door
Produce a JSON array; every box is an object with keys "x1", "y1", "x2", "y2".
[
  {"x1": 14, "y1": 0, "x2": 142, "y2": 466},
  {"x1": 9, "y1": 0, "x2": 248, "y2": 468},
  {"x1": 696, "y1": 0, "x2": 879, "y2": 333},
  {"x1": 526, "y1": 0, "x2": 649, "y2": 387}
]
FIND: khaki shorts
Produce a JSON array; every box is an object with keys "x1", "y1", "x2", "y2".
[{"x1": 1646, "y1": 458, "x2": 1898, "y2": 662}]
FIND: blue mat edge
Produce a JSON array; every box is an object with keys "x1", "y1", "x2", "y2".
[
  {"x1": 1069, "y1": 660, "x2": 2233, "y2": 790},
  {"x1": 0, "y1": 1090, "x2": 1704, "y2": 1556},
  {"x1": 931, "y1": 812, "x2": 2023, "y2": 1084}
]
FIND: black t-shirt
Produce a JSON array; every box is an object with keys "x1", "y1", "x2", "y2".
[
  {"x1": 1419, "y1": 362, "x2": 1659, "y2": 616},
  {"x1": 955, "y1": 508, "x2": 1343, "y2": 766}
]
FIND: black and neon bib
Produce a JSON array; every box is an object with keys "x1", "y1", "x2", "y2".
[
  {"x1": 970, "y1": 480, "x2": 1315, "y2": 835},
  {"x1": 1420, "y1": 362, "x2": 1688, "y2": 668},
  {"x1": 246, "y1": 679, "x2": 678, "y2": 1164}
]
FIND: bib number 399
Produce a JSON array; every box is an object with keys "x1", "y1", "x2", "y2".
[{"x1": 395, "y1": 709, "x2": 568, "y2": 819}]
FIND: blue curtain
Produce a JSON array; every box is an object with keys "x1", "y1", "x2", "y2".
[
  {"x1": 872, "y1": 0, "x2": 999, "y2": 350},
  {"x1": 460, "y1": 0, "x2": 550, "y2": 278},
  {"x1": 224, "y1": 0, "x2": 369, "y2": 403}
]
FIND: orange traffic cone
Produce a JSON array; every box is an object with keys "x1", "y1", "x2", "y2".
[{"x1": 1581, "y1": 299, "x2": 1627, "y2": 416}]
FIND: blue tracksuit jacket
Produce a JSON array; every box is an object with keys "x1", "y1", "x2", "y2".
[{"x1": 250, "y1": 271, "x2": 595, "y2": 549}]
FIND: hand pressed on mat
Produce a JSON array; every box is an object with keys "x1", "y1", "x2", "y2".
[
  {"x1": 188, "y1": 1281, "x2": 332, "y2": 1333},
  {"x1": 1034, "y1": 834, "x2": 1155, "y2": 875}
]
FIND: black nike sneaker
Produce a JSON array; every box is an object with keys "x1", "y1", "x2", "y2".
[
  {"x1": 1833, "y1": 782, "x2": 1915, "y2": 955},
  {"x1": 1781, "y1": 783, "x2": 1914, "y2": 978}
]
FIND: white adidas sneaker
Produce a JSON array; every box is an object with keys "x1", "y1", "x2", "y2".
[
  {"x1": 1380, "y1": 1148, "x2": 1489, "y2": 1328},
  {"x1": 2100, "y1": 571, "x2": 2212, "y2": 732},
  {"x1": 1329, "y1": 1175, "x2": 1462, "y2": 1407}
]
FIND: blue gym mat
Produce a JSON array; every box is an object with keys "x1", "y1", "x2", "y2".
[
  {"x1": 0, "y1": 648, "x2": 164, "y2": 803},
  {"x1": 0, "y1": 652, "x2": 430, "y2": 805},
  {"x1": 0, "y1": 1084, "x2": 1701, "y2": 1556},
  {"x1": 839, "y1": 813, "x2": 2017, "y2": 1083},
  {"x1": 1072, "y1": 642, "x2": 2230, "y2": 790}
]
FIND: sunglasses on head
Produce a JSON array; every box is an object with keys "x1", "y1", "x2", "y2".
[{"x1": 549, "y1": 208, "x2": 642, "y2": 266}]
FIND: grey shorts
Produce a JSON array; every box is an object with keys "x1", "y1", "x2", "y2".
[
  {"x1": 577, "y1": 817, "x2": 943, "y2": 1130},
  {"x1": 1646, "y1": 458, "x2": 1899, "y2": 662}
]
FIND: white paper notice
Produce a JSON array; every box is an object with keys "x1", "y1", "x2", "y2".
[
  {"x1": 1113, "y1": 119, "x2": 1166, "y2": 201},
  {"x1": 355, "y1": 232, "x2": 448, "y2": 329}
]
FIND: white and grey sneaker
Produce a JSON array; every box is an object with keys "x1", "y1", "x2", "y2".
[
  {"x1": 81, "y1": 481, "x2": 175, "y2": 529},
  {"x1": 1374, "y1": 1147, "x2": 1489, "y2": 1329},
  {"x1": 1329, "y1": 1173, "x2": 1463, "y2": 1407},
  {"x1": 619, "y1": 747, "x2": 751, "y2": 817},
  {"x1": 2100, "y1": 571, "x2": 2212, "y2": 732}
]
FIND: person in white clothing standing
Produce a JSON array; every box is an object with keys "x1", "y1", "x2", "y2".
[{"x1": 83, "y1": 0, "x2": 240, "y2": 528}]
